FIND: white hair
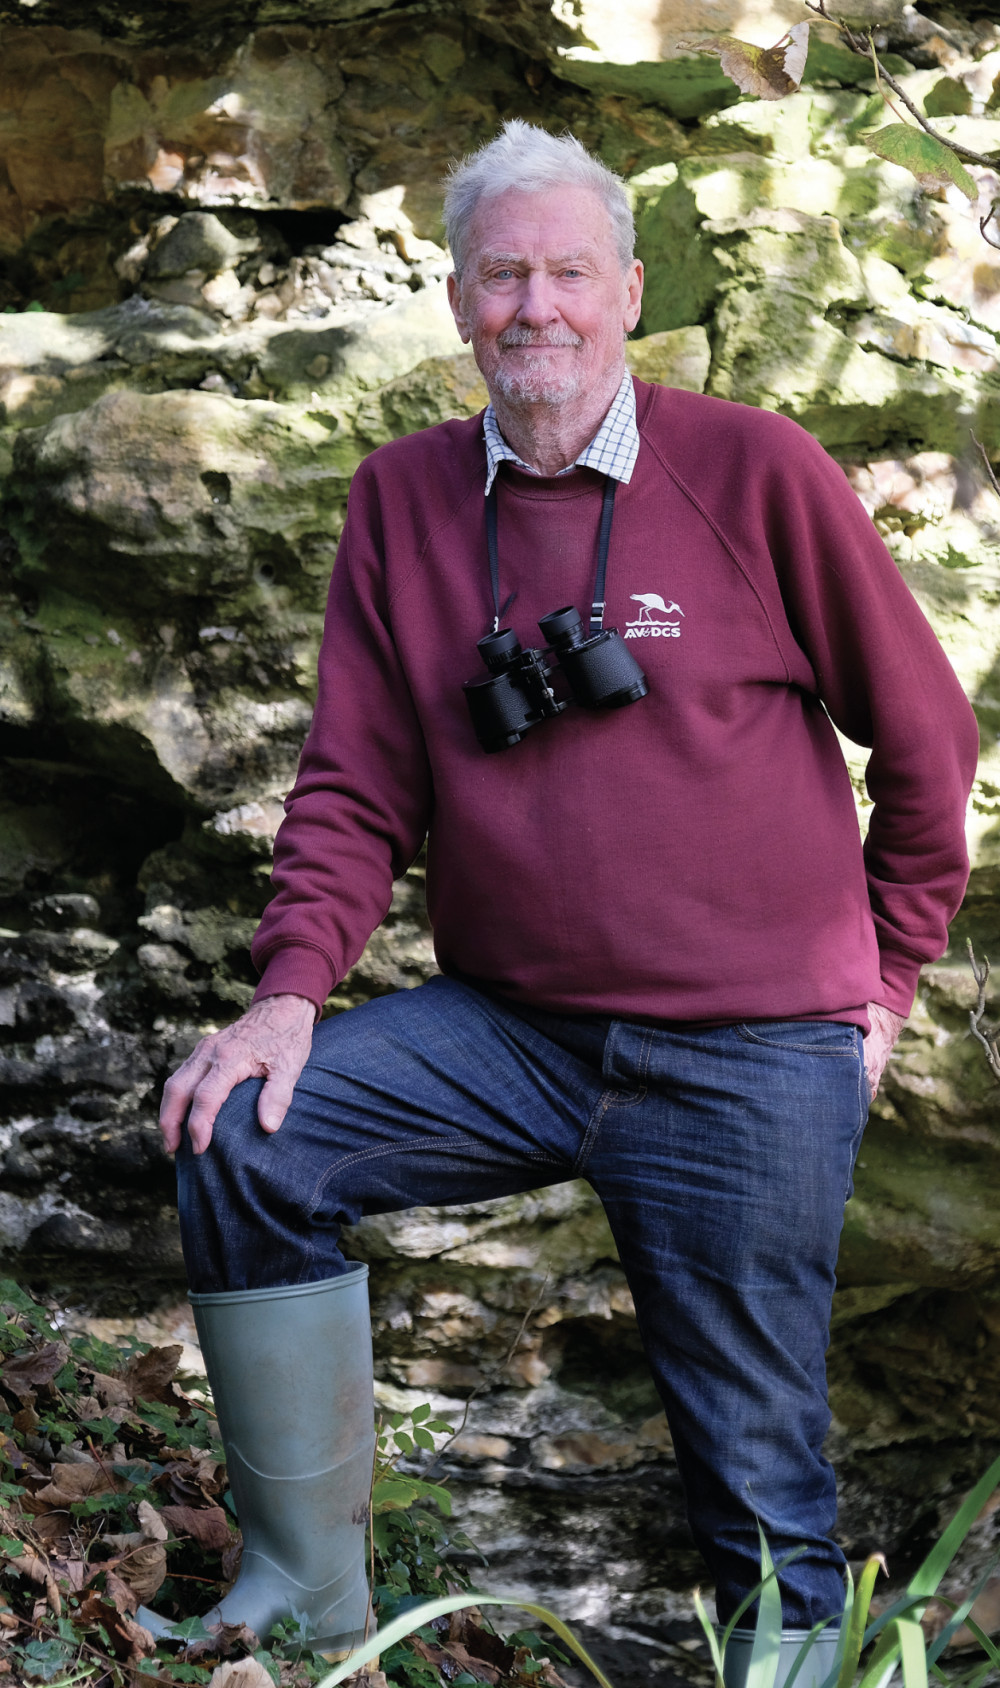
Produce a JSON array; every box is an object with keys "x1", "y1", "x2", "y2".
[{"x1": 443, "y1": 119, "x2": 635, "y2": 275}]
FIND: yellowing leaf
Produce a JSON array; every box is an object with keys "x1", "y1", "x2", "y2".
[
  {"x1": 864, "y1": 123, "x2": 978, "y2": 201},
  {"x1": 676, "y1": 22, "x2": 809, "y2": 101}
]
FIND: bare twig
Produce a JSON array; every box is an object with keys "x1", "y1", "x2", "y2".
[
  {"x1": 805, "y1": 0, "x2": 1000, "y2": 167},
  {"x1": 981, "y1": 203, "x2": 1000, "y2": 249},
  {"x1": 971, "y1": 432, "x2": 1000, "y2": 501},
  {"x1": 423, "y1": 1273, "x2": 551, "y2": 1477},
  {"x1": 967, "y1": 939, "x2": 1000, "y2": 1083},
  {"x1": 365, "y1": 1415, "x2": 380, "y2": 1645}
]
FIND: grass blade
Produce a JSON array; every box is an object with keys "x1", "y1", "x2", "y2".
[
  {"x1": 782, "y1": 1618, "x2": 842, "y2": 1688},
  {"x1": 926, "y1": 1556, "x2": 1000, "y2": 1665},
  {"x1": 960, "y1": 1616, "x2": 1000, "y2": 1669},
  {"x1": 857, "y1": 1617, "x2": 904, "y2": 1688},
  {"x1": 693, "y1": 1587, "x2": 726, "y2": 1686},
  {"x1": 838, "y1": 1555, "x2": 887, "y2": 1688},
  {"x1": 898, "y1": 1618, "x2": 928, "y2": 1688},
  {"x1": 745, "y1": 1525, "x2": 782, "y2": 1688},
  {"x1": 910, "y1": 1455, "x2": 1000, "y2": 1600},
  {"x1": 314, "y1": 1592, "x2": 617, "y2": 1688},
  {"x1": 720, "y1": 1548, "x2": 809, "y2": 1646}
]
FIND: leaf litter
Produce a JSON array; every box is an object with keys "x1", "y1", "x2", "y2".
[{"x1": 0, "y1": 1280, "x2": 574, "y2": 1688}]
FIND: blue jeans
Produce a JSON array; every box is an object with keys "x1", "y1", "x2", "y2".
[{"x1": 176, "y1": 975, "x2": 868, "y2": 1628}]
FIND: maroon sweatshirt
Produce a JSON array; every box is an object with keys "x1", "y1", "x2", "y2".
[{"x1": 252, "y1": 380, "x2": 979, "y2": 1027}]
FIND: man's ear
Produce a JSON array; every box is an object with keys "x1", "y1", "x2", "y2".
[
  {"x1": 623, "y1": 259, "x2": 643, "y2": 334},
  {"x1": 447, "y1": 272, "x2": 472, "y2": 344}
]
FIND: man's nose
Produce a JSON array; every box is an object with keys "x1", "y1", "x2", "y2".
[{"x1": 514, "y1": 271, "x2": 559, "y2": 325}]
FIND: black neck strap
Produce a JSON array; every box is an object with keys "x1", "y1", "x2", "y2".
[{"x1": 485, "y1": 475, "x2": 618, "y2": 637}]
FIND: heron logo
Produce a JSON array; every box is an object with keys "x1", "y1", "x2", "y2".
[{"x1": 624, "y1": 593, "x2": 683, "y2": 639}]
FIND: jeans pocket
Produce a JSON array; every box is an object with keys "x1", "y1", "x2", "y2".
[{"x1": 735, "y1": 1020, "x2": 859, "y2": 1055}]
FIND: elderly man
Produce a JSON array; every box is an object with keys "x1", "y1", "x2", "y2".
[{"x1": 151, "y1": 121, "x2": 978, "y2": 1679}]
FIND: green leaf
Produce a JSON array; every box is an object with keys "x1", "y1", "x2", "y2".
[
  {"x1": 17, "y1": 1637, "x2": 77, "y2": 1682},
  {"x1": 410, "y1": 1404, "x2": 431, "y2": 1424},
  {"x1": 744, "y1": 1526, "x2": 782, "y2": 1688},
  {"x1": 866, "y1": 1452, "x2": 1000, "y2": 1646},
  {"x1": 836, "y1": 1553, "x2": 886, "y2": 1688},
  {"x1": 315, "y1": 1592, "x2": 618, "y2": 1688},
  {"x1": 898, "y1": 1617, "x2": 929, "y2": 1688},
  {"x1": 0, "y1": 1533, "x2": 24, "y2": 1555},
  {"x1": 863, "y1": 124, "x2": 978, "y2": 200},
  {"x1": 413, "y1": 1428, "x2": 436, "y2": 1451},
  {"x1": 393, "y1": 1430, "x2": 414, "y2": 1455},
  {"x1": 164, "y1": 1615, "x2": 214, "y2": 1643}
]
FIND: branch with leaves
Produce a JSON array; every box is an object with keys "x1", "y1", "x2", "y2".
[{"x1": 679, "y1": 6, "x2": 1000, "y2": 227}]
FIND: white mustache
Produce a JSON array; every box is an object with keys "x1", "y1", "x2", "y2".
[{"x1": 497, "y1": 327, "x2": 583, "y2": 350}]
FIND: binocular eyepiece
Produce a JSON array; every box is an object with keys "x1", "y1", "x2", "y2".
[{"x1": 463, "y1": 605, "x2": 648, "y2": 753}]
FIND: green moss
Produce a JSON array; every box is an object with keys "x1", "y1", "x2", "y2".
[{"x1": 553, "y1": 55, "x2": 741, "y2": 123}]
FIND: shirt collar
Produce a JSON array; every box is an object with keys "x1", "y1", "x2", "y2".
[{"x1": 482, "y1": 370, "x2": 639, "y2": 495}]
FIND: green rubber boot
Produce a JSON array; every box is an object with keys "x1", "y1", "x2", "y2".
[
  {"x1": 722, "y1": 1627, "x2": 840, "y2": 1688},
  {"x1": 139, "y1": 1265, "x2": 375, "y2": 1653}
]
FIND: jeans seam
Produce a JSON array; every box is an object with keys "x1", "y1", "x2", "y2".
[
  {"x1": 574, "y1": 1090, "x2": 613, "y2": 1176},
  {"x1": 307, "y1": 1135, "x2": 565, "y2": 1214},
  {"x1": 735, "y1": 1030, "x2": 857, "y2": 1055}
]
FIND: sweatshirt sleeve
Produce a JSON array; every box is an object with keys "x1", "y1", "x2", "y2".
[
  {"x1": 250, "y1": 460, "x2": 433, "y2": 1011},
  {"x1": 753, "y1": 417, "x2": 980, "y2": 1017}
]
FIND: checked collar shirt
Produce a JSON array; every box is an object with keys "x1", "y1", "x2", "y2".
[{"x1": 482, "y1": 369, "x2": 639, "y2": 494}]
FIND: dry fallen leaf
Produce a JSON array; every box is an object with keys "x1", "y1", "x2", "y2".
[
  {"x1": 7, "y1": 1550, "x2": 62, "y2": 1615},
  {"x1": 677, "y1": 21, "x2": 809, "y2": 99},
  {"x1": 35, "y1": 1458, "x2": 129, "y2": 1504},
  {"x1": 161, "y1": 1502, "x2": 232, "y2": 1552},
  {"x1": 208, "y1": 1660, "x2": 276, "y2": 1688},
  {"x1": 104, "y1": 1534, "x2": 168, "y2": 1604},
  {"x1": 0, "y1": 1342, "x2": 69, "y2": 1400},
  {"x1": 89, "y1": 1371, "x2": 131, "y2": 1409},
  {"x1": 125, "y1": 1345, "x2": 183, "y2": 1405},
  {"x1": 136, "y1": 1498, "x2": 169, "y2": 1542}
]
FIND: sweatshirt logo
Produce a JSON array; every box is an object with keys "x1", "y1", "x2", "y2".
[{"x1": 624, "y1": 593, "x2": 683, "y2": 639}]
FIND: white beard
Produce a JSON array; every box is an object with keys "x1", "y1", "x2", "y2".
[{"x1": 489, "y1": 327, "x2": 584, "y2": 406}]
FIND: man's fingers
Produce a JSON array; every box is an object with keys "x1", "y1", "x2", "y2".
[
  {"x1": 159, "y1": 1052, "x2": 215, "y2": 1153},
  {"x1": 257, "y1": 1064, "x2": 304, "y2": 1134}
]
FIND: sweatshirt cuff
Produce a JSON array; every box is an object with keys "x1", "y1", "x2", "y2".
[{"x1": 252, "y1": 944, "x2": 336, "y2": 1015}]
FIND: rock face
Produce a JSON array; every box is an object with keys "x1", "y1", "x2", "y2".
[{"x1": 2, "y1": 0, "x2": 1000, "y2": 1664}]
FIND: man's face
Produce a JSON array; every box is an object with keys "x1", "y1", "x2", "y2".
[{"x1": 447, "y1": 185, "x2": 643, "y2": 408}]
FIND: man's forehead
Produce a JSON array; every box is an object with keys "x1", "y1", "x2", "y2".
[{"x1": 474, "y1": 242, "x2": 603, "y2": 267}]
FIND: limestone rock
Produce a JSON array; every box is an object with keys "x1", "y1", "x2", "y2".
[{"x1": 2, "y1": 1, "x2": 1000, "y2": 1657}]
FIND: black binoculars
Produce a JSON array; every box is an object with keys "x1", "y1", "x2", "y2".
[{"x1": 463, "y1": 605, "x2": 648, "y2": 753}]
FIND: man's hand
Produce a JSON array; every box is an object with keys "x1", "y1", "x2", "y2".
[
  {"x1": 159, "y1": 993, "x2": 317, "y2": 1157},
  {"x1": 864, "y1": 1001, "x2": 905, "y2": 1099}
]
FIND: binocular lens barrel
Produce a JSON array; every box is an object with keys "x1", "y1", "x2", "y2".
[
  {"x1": 538, "y1": 606, "x2": 584, "y2": 649},
  {"x1": 463, "y1": 609, "x2": 648, "y2": 752},
  {"x1": 477, "y1": 627, "x2": 522, "y2": 674}
]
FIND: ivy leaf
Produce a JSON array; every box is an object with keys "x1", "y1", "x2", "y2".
[
  {"x1": 864, "y1": 123, "x2": 978, "y2": 200},
  {"x1": 676, "y1": 22, "x2": 808, "y2": 101}
]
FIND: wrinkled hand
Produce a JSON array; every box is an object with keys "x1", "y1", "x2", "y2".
[
  {"x1": 159, "y1": 993, "x2": 317, "y2": 1156},
  {"x1": 864, "y1": 1001, "x2": 905, "y2": 1099}
]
